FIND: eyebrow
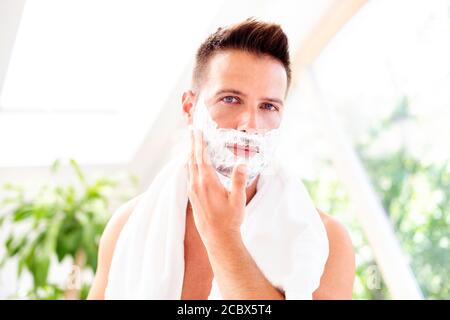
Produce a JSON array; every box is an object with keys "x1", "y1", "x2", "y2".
[{"x1": 214, "y1": 88, "x2": 284, "y2": 106}]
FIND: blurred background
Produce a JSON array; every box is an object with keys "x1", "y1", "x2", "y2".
[{"x1": 0, "y1": 0, "x2": 449, "y2": 299}]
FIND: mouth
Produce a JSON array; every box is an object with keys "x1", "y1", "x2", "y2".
[{"x1": 225, "y1": 143, "x2": 259, "y2": 158}]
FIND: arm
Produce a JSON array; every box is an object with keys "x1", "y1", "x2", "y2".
[
  {"x1": 205, "y1": 232, "x2": 285, "y2": 300},
  {"x1": 205, "y1": 210, "x2": 356, "y2": 300},
  {"x1": 87, "y1": 194, "x2": 142, "y2": 300},
  {"x1": 203, "y1": 210, "x2": 357, "y2": 300},
  {"x1": 313, "y1": 210, "x2": 355, "y2": 300}
]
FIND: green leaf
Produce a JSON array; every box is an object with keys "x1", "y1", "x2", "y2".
[
  {"x1": 59, "y1": 228, "x2": 82, "y2": 257},
  {"x1": 50, "y1": 159, "x2": 61, "y2": 173},
  {"x1": 17, "y1": 256, "x2": 25, "y2": 278},
  {"x1": 81, "y1": 220, "x2": 97, "y2": 270},
  {"x1": 5, "y1": 235, "x2": 14, "y2": 256},
  {"x1": 45, "y1": 216, "x2": 63, "y2": 254},
  {"x1": 7, "y1": 235, "x2": 28, "y2": 257},
  {"x1": 69, "y1": 159, "x2": 87, "y2": 187},
  {"x1": 2, "y1": 182, "x2": 24, "y2": 192},
  {"x1": 12, "y1": 205, "x2": 34, "y2": 222},
  {"x1": 34, "y1": 253, "x2": 51, "y2": 288}
]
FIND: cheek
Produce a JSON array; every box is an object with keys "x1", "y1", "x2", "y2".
[
  {"x1": 258, "y1": 112, "x2": 282, "y2": 130},
  {"x1": 208, "y1": 106, "x2": 240, "y2": 128}
]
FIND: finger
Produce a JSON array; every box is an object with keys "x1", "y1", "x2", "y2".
[
  {"x1": 188, "y1": 128, "x2": 198, "y2": 184},
  {"x1": 196, "y1": 131, "x2": 216, "y2": 177},
  {"x1": 193, "y1": 130, "x2": 206, "y2": 189},
  {"x1": 198, "y1": 132, "x2": 226, "y2": 194},
  {"x1": 230, "y1": 162, "x2": 247, "y2": 204},
  {"x1": 194, "y1": 129, "x2": 204, "y2": 168}
]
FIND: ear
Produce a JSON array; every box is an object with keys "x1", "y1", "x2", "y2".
[{"x1": 182, "y1": 90, "x2": 197, "y2": 125}]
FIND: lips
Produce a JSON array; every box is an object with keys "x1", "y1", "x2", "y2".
[{"x1": 225, "y1": 143, "x2": 259, "y2": 158}]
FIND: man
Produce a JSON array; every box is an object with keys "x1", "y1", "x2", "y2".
[{"x1": 88, "y1": 18, "x2": 355, "y2": 300}]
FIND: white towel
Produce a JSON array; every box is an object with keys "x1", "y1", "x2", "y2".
[{"x1": 105, "y1": 157, "x2": 329, "y2": 299}]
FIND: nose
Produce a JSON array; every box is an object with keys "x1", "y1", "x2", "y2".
[{"x1": 236, "y1": 107, "x2": 259, "y2": 133}]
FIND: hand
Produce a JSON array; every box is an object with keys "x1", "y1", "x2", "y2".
[{"x1": 187, "y1": 129, "x2": 248, "y2": 246}]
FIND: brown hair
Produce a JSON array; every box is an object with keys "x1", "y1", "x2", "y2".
[{"x1": 192, "y1": 17, "x2": 291, "y2": 92}]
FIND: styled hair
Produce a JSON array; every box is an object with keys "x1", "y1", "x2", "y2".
[{"x1": 192, "y1": 17, "x2": 291, "y2": 92}]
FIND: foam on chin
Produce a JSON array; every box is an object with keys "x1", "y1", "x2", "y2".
[{"x1": 192, "y1": 98, "x2": 280, "y2": 191}]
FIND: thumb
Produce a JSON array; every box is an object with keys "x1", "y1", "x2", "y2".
[{"x1": 230, "y1": 162, "x2": 247, "y2": 203}]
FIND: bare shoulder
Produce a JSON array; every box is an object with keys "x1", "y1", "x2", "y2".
[
  {"x1": 313, "y1": 209, "x2": 356, "y2": 300},
  {"x1": 318, "y1": 210, "x2": 354, "y2": 250},
  {"x1": 99, "y1": 194, "x2": 144, "y2": 249},
  {"x1": 87, "y1": 193, "x2": 144, "y2": 299}
]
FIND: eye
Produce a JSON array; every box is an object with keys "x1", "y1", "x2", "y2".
[
  {"x1": 261, "y1": 103, "x2": 278, "y2": 111},
  {"x1": 222, "y1": 96, "x2": 239, "y2": 104}
]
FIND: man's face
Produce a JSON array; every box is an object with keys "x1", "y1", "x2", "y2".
[{"x1": 184, "y1": 49, "x2": 288, "y2": 132}]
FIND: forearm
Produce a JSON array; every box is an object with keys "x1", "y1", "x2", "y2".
[{"x1": 204, "y1": 232, "x2": 285, "y2": 300}]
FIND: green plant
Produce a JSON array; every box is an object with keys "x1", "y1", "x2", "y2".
[
  {"x1": 0, "y1": 159, "x2": 138, "y2": 299},
  {"x1": 357, "y1": 96, "x2": 449, "y2": 299},
  {"x1": 305, "y1": 96, "x2": 450, "y2": 299}
]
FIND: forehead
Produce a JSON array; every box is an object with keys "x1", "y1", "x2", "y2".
[{"x1": 203, "y1": 49, "x2": 288, "y2": 99}]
